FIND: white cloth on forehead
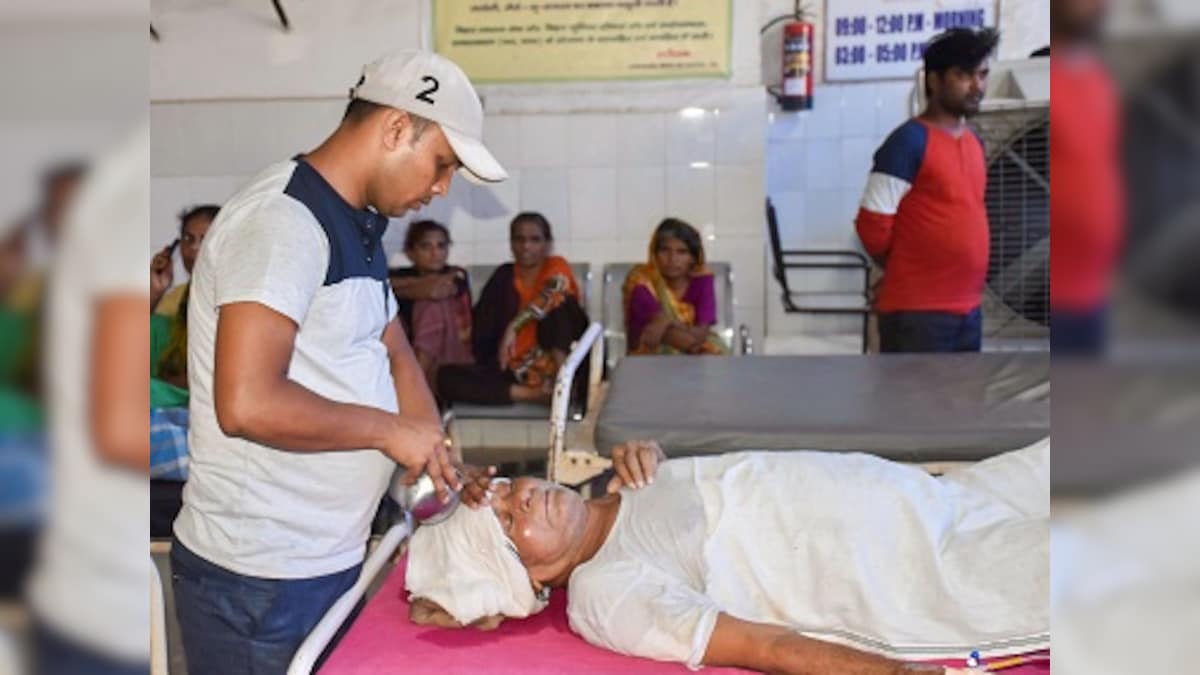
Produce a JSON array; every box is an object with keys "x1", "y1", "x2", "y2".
[{"x1": 405, "y1": 499, "x2": 548, "y2": 625}]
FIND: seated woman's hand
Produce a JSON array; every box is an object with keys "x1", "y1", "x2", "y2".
[
  {"x1": 458, "y1": 464, "x2": 498, "y2": 509},
  {"x1": 429, "y1": 274, "x2": 458, "y2": 300},
  {"x1": 639, "y1": 312, "x2": 672, "y2": 348},
  {"x1": 150, "y1": 244, "x2": 174, "y2": 303},
  {"x1": 498, "y1": 325, "x2": 517, "y2": 370},
  {"x1": 607, "y1": 440, "x2": 667, "y2": 493},
  {"x1": 405, "y1": 273, "x2": 457, "y2": 300}
]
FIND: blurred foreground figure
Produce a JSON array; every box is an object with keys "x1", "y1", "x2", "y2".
[
  {"x1": 1050, "y1": 0, "x2": 1124, "y2": 354},
  {"x1": 25, "y1": 125, "x2": 150, "y2": 675}
]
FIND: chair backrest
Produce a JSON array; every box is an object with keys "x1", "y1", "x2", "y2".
[
  {"x1": 601, "y1": 261, "x2": 735, "y2": 372},
  {"x1": 466, "y1": 262, "x2": 592, "y2": 308},
  {"x1": 572, "y1": 263, "x2": 592, "y2": 308},
  {"x1": 600, "y1": 262, "x2": 635, "y2": 371},
  {"x1": 765, "y1": 197, "x2": 790, "y2": 294}
]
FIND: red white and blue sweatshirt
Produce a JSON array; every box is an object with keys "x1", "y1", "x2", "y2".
[{"x1": 855, "y1": 118, "x2": 990, "y2": 315}]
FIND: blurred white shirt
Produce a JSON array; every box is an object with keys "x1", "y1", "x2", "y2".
[{"x1": 27, "y1": 125, "x2": 150, "y2": 663}]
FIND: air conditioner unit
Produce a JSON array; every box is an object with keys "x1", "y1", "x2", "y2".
[{"x1": 914, "y1": 58, "x2": 1051, "y2": 349}]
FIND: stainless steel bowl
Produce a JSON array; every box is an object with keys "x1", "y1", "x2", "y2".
[{"x1": 390, "y1": 469, "x2": 462, "y2": 526}]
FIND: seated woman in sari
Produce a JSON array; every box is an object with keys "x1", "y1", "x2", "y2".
[
  {"x1": 148, "y1": 204, "x2": 217, "y2": 482},
  {"x1": 438, "y1": 212, "x2": 588, "y2": 405},
  {"x1": 152, "y1": 204, "x2": 218, "y2": 319},
  {"x1": 149, "y1": 203, "x2": 220, "y2": 397},
  {"x1": 149, "y1": 204, "x2": 218, "y2": 404},
  {"x1": 389, "y1": 220, "x2": 474, "y2": 390},
  {"x1": 624, "y1": 218, "x2": 727, "y2": 355}
]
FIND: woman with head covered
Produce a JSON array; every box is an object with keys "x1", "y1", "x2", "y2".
[
  {"x1": 407, "y1": 440, "x2": 1050, "y2": 674},
  {"x1": 624, "y1": 218, "x2": 728, "y2": 356}
]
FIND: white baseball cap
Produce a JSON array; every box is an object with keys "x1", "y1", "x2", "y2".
[{"x1": 351, "y1": 50, "x2": 507, "y2": 184}]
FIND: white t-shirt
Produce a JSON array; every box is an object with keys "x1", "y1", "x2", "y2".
[
  {"x1": 173, "y1": 157, "x2": 400, "y2": 579},
  {"x1": 28, "y1": 126, "x2": 150, "y2": 662},
  {"x1": 567, "y1": 442, "x2": 1051, "y2": 668}
]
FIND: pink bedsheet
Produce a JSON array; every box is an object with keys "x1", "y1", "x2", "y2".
[{"x1": 319, "y1": 557, "x2": 1049, "y2": 674}]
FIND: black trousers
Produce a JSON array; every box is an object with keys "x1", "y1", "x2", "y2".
[{"x1": 438, "y1": 298, "x2": 588, "y2": 405}]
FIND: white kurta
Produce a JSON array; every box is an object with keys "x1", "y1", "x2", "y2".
[{"x1": 567, "y1": 441, "x2": 1050, "y2": 668}]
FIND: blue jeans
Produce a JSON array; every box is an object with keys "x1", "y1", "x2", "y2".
[
  {"x1": 878, "y1": 308, "x2": 982, "y2": 353},
  {"x1": 1051, "y1": 305, "x2": 1107, "y2": 355},
  {"x1": 170, "y1": 539, "x2": 362, "y2": 675},
  {"x1": 33, "y1": 619, "x2": 148, "y2": 675}
]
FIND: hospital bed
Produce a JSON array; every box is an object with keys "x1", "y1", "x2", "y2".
[
  {"x1": 287, "y1": 355, "x2": 1051, "y2": 673},
  {"x1": 289, "y1": 519, "x2": 1048, "y2": 675},
  {"x1": 593, "y1": 352, "x2": 1049, "y2": 466},
  {"x1": 288, "y1": 518, "x2": 745, "y2": 675}
]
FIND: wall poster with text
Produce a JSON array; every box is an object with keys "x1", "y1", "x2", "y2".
[{"x1": 433, "y1": 1, "x2": 732, "y2": 83}]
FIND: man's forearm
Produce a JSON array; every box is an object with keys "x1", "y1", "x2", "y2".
[
  {"x1": 213, "y1": 303, "x2": 437, "y2": 455},
  {"x1": 704, "y1": 614, "x2": 938, "y2": 675},
  {"x1": 93, "y1": 295, "x2": 152, "y2": 473},
  {"x1": 390, "y1": 274, "x2": 439, "y2": 300},
  {"x1": 391, "y1": 350, "x2": 440, "y2": 426},
  {"x1": 767, "y1": 631, "x2": 939, "y2": 675},
  {"x1": 217, "y1": 375, "x2": 406, "y2": 453}
]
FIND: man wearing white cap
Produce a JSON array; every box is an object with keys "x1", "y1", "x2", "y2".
[{"x1": 171, "y1": 50, "x2": 506, "y2": 673}]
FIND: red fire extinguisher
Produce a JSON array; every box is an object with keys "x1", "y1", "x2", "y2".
[{"x1": 781, "y1": 19, "x2": 814, "y2": 110}]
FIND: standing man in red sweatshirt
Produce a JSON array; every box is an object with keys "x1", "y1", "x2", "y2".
[
  {"x1": 1050, "y1": 0, "x2": 1122, "y2": 355},
  {"x1": 856, "y1": 27, "x2": 1000, "y2": 352}
]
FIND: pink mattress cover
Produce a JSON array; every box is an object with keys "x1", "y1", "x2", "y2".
[{"x1": 319, "y1": 557, "x2": 1049, "y2": 674}]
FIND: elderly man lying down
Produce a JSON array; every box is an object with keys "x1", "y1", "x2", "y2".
[{"x1": 407, "y1": 440, "x2": 1049, "y2": 675}]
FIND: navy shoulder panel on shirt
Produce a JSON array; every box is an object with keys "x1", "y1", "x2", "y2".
[
  {"x1": 871, "y1": 119, "x2": 928, "y2": 183},
  {"x1": 283, "y1": 160, "x2": 389, "y2": 287}
]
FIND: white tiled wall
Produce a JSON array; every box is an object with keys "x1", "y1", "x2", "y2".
[
  {"x1": 151, "y1": 92, "x2": 769, "y2": 345},
  {"x1": 763, "y1": 80, "x2": 914, "y2": 347}
]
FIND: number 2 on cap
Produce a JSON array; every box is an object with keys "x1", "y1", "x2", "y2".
[{"x1": 416, "y1": 76, "x2": 439, "y2": 104}]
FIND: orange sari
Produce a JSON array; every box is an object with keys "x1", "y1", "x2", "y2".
[{"x1": 508, "y1": 256, "x2": 581, "y2": 386}]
